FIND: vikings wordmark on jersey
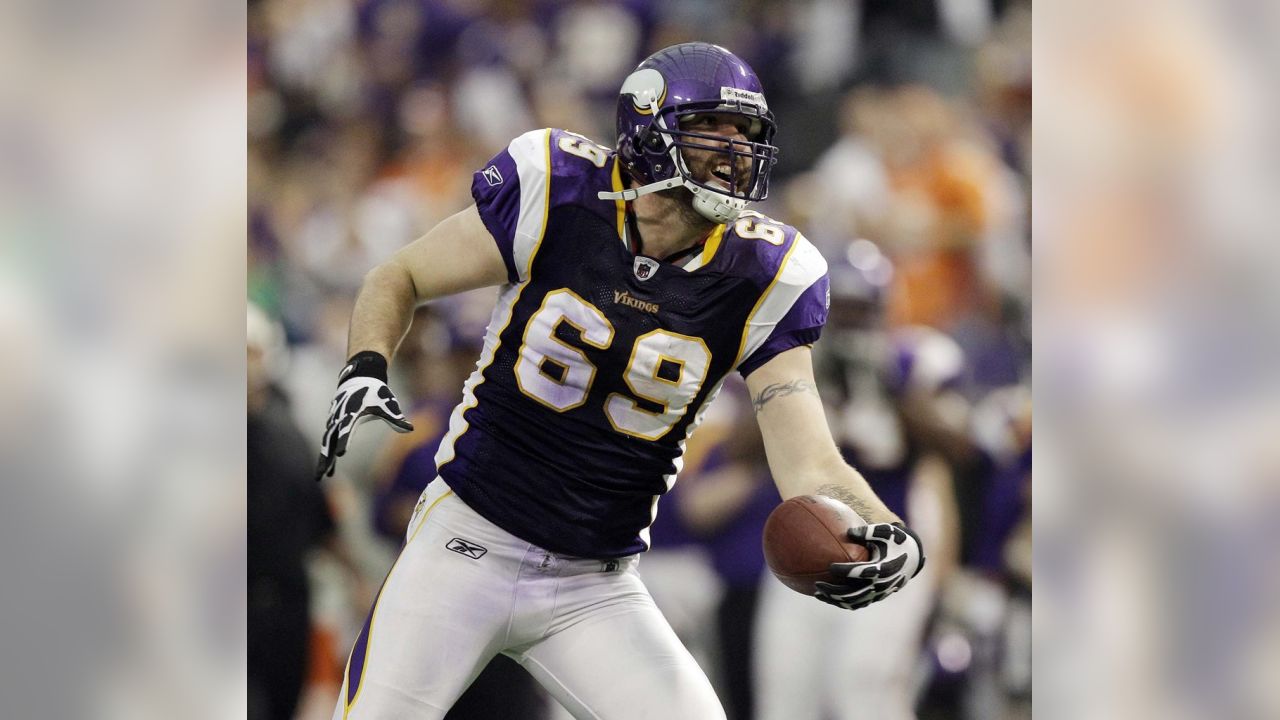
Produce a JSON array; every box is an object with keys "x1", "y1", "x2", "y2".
[{"x1": 434, "y1": 127, "x2": 829, "y2": 559}]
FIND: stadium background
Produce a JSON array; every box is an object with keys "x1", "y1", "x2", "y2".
[{"x1": 247, "y1": 1, "x2": 1031, "y2": 718}]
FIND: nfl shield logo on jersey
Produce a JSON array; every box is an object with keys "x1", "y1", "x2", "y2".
[{"x1": 633, "y1": 257, "x2": 659, "y2": 281}]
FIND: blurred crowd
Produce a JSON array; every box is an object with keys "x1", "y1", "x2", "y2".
[{"x1": 247, "y1": 0, "x2": 1031, "y2": 718}]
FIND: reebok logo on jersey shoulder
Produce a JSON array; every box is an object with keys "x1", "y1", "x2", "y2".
[
  {"x1": 613, "y1": 290, "x2": 659, "y2": 314},
  {"x1": 481, "y1": 165, "x2": 503, "y2": 187},
  {"x1": 446, "y1": 537, "x2": 488, "y2": 559}
]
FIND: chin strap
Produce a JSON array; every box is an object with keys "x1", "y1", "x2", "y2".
[
  {"x1": 597, "y1": 177, "x2": 683, "y2": 202},
  {"x1": 598, "y1": 178, "x2": 743, "y2": 224}
]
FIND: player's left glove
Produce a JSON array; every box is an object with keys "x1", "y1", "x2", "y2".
[
  {"x1": 813, "y1": 522, "x2": 926, "y2": 611},
  {"x1": 315, "y1": 351, "x2": 414, "y2": 480}
]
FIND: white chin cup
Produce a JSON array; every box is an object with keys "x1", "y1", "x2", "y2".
[{"x1": 686, "y1": 182, "x2": 746, "y2": 224}]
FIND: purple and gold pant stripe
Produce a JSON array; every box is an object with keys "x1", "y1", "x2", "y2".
[
  {"x1": 345, "y1": 602, "x2": 376, "y2": 707},
  {"x1": 343, "y1": 488, "x2": 453, "y2": 717}
]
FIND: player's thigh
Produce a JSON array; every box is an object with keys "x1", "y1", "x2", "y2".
[
  {"x1": 753, "y1": 575, "x2": 833, "y2": 720},
  {"x1": 336, "y1": 485, "x2": 514, "y2": 718},
  {"x1": 515, "y1": 573, "x2": 725, "y2": 720}
]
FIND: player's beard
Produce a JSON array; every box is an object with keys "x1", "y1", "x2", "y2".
[{"x1": 666, "y1": 186, "x2": 717, "y2": 232}]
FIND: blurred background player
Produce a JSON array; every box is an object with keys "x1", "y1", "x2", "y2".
[
  {"x1": 920, "y1": 382, "x2": 1031, "y2": 720},
  {"x1": 364, "y1": 300, "x2": 483, "y2": 549},
  {"x1": 755, "y1": 240, "x2": 964, "y2": 720},
  {"x1": 248, "y1": 304, "x2": 371, "y2": 720},
  {"x1": 669, "y1": 379, "x2": 779, "y2": 720}
]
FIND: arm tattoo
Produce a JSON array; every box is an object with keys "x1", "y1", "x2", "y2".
[
  {"x1": 816, "y1": 483, "x2": 878, "y2": 522},
  {"x1": 751, "y1": 380, "x2": 818, "y2": 413}
]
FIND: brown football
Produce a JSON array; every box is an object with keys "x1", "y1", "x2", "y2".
[{"x1": 762, "y1": 495, "x2": 870, "y2": 595}]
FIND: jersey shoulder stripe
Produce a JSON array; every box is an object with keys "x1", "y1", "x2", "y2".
[
  {"x1": 472, "y1": 128, "x2": 621, "y2": 284},
  {"x1": 734, "y1": 226, "x2": 829, "y2": 373},
  {"x1": 507, "y1": 129, "x2": 553, "y2": 283}
]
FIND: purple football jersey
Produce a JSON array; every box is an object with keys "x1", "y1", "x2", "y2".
[{"x1": 434, "y1": 128, "x2": 829, "y2": 558}]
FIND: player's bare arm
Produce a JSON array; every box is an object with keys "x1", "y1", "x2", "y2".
[
  {"x1": 746, "y1": 344, "x2": 899, "y2": 525},
  {"x1": 749, "y1": 344, "x2": 926, "y2": 610},
  {"x1": 749, "y1": 378, "x2": 818, "y2": 414},
  {"x1": 316, "y1": 205, "x2": 508, "y2": 479},
  {"x1": 347, "y1": 205, "x2": 508, "y2": 359}
]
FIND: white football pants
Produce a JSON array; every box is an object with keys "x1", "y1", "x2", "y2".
[{"x1": 333, "y1": 480, "x2": 725, "y2": 720}]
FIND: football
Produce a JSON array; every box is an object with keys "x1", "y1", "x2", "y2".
[{"x1": 762, "y1": 495, "x2": 870, "y2": 595}]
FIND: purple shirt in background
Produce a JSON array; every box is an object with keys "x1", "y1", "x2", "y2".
[{"x1": 969, "y1": 445, "x2": 1031, "y2": 574}]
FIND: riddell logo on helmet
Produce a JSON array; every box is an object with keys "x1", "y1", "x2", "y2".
[{"x1": 720, "y1": 87, "x2": 767, "y2": 110}]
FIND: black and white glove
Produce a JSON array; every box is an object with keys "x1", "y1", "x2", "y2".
[
  {"x1": 315, "y1": 351, "x2": 413, "y2": 480},
  {"x1": 813, "y1": 522, "x2": 926, "y2": 611}
]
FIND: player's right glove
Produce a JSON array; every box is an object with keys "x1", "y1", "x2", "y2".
[
  {"x1": 813, "y1": 522, "x2": 926, "y2": 611},
  {"x1": 315, "y1": 351, "x2": 414, "y2": 480}
]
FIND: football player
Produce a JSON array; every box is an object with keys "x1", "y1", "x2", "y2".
[{"x1": 315, "y1": 43, "x2": 926, "y2": 719}]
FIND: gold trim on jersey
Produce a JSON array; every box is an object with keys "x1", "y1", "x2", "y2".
[
  {"x1": 733, "y1": 233, "x2": 801, "y2": 368},
  {"x1": 522, "y1": 128, "x2": 554, "y2": 278},
  {"x1": 699, "y1": 224, "x2": 727, "y2": 266},
  {"x1": 610, "y1": 156, "x2": 626, "y2": 243}
]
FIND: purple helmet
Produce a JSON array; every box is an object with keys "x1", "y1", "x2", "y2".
[{"x1": 611, "y1": 43, "x2": 779, "y2": 223}]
